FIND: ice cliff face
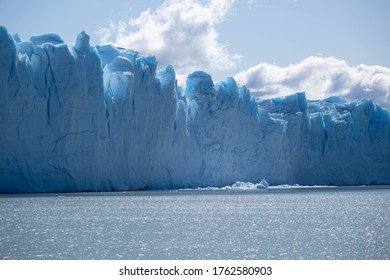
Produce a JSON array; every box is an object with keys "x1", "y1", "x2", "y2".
[{"x1": 1, "y1": 26, "x2": 390, "y2": 192}]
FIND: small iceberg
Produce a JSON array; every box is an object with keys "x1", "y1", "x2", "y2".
[{"x1": 229, "y1": 179, "x2": 269, "y2": 190}]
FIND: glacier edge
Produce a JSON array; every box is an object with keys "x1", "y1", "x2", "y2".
[{"x1": 1, "y1": 26, "x2": 390, "y2": 193}]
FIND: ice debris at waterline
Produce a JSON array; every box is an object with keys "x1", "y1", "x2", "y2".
[
  {"x1": 185, "y1": 180, "x2": 270, "y2": 191},
  {"x1": 1, "y1": 26, "x2": 390, "y2": 193}
]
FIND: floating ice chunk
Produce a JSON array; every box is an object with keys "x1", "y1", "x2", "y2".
[
  {"x1": 228, "y1": 181, "x2": 269, "y2": 190},
  {"x1": 259, "y1": 179, "x2": 269, "y2": 188}
]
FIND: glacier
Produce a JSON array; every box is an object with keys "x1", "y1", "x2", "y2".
[{"x1": 1, "y1": 26, "x2": 390, "y2": 193}]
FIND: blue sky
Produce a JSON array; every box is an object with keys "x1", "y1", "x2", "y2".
[{"x1": 1, "y1": 0, "x2": 390, "y2": 105}]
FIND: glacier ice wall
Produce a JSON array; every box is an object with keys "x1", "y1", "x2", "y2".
[{"x1": 1, "y1": 26, "x2": 390, "y2": 193}]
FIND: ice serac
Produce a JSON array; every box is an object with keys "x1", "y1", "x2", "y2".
[{"x1": 1, "y1": 26, "x2": 390, "y2": 193}]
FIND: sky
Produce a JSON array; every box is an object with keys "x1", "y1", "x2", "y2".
[{"x1": 1, "y1": 0, "x2": 390, "y2": 106}]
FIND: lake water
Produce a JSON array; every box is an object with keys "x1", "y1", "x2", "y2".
[{"x1": 1, "y1": 186, "x2": 389, "y2": 260}]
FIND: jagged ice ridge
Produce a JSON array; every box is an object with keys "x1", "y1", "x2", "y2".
[{"x1": 1, "y1": 26, "x2": 390, "y2": 193}]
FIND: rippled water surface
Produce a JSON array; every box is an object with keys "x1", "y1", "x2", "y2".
[{"x1": 1, "y1": 187, "x2": 390, "y2": 259}]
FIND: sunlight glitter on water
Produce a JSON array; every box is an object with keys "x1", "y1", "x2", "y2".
[{"x1": 1, "y1": 187, "x2": 390, "y2": 260}]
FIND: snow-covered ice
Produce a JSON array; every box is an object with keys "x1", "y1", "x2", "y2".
[{"x1": 1, "y1": 26, "x2": 389, "y2": 192}]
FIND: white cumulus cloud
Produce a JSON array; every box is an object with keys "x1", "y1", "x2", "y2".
[
  {"x1": 234, "y1": 56, "x2": 390, "y2": 108},
  {"x1": 97, "y1": 0, "x2": 240, "y2": 84}
]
